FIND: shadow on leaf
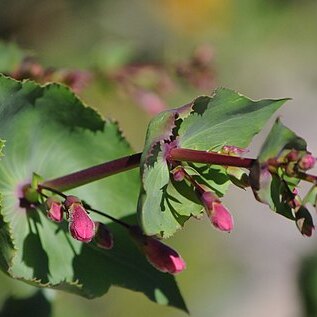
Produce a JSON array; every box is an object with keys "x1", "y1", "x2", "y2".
[
  {"x1": 22, "y1": 211, "x2": 50, "y2": 284},
  {"x1": 72, "y1": 215, "x2": 187, "y2": 311}
]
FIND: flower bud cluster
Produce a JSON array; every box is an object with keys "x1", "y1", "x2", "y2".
[
  {"x1": 170, "y1": 162, "x2": 235, "y2": 233},
  {"x1": 255, "y1": 148, "x2": 316, "y2": 237},
  {"x1": 282, "y1": 150, "x2": 316, "y2": 175},
  {"x1": 45, "y1": 195, "x2": 113, "y2": 247},
  {"x1": 45, "y1": 194, "x2": 185, "y2": 274}
]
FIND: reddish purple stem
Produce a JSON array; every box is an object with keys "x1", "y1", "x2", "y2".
[
  {"x1": 169, "y1": 148, "x2": 255, "y2": 168},
  {"x1": 41, "y1": 153, "x2": 141, "y2": 191},
  {"x1": 40, "y1": 148, "x2": 257, "y2": 192}
]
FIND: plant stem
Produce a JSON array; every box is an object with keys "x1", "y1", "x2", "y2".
[
  {"x1": 39, "y1": 148, "x2": 257, "y2": 192},
  {"x1": 86, "y1": 207, "x2": 131, "y2": 229},
  {"x1": 38, "y1": 184, "x2": 67, "y2": 198},
  {"x1": 182, "y1": 168, "x2": 205, "y2": 195},
  {"x1": 40, "y1": 153, "x2": 142, "y2": 191},
  {"x1": 169, "y1": 148, "x2": 256, "y2": 168},
  {"x1": 294, "y1": 171, "x2": 317, "y2": 185}
]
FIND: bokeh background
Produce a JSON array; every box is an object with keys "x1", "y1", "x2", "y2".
[{"x1": 1, "y1": 0, "x2": 317, "y2": 316}]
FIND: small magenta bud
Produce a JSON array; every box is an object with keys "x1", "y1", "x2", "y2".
[
  {"x1": 171, "y1": 166, "x2": 185, "y2": 182},
  {"x1": 201, "y1": 191, "x2": 218, "y2": 209},
  {"x1": 64, "y1": 195, "x2": 81, "y2": 209},
  {"x1": 130, "y1": 226, "x2": 186, "y2": 274},
  {"x1": 68, "y1": 202, "x2": 95, "y2": 243},
  {"x1": 201, "y1": 191, "x2": 234, "y2": 232},
  {"x1": 286, "y1": 150, "x2": 300, "y2": 162},
  {"x1": 210, "y1": 202, "x2": 234, "y2": 232},
  {"x1": 46, "y1": 197, "x2": 63, "y2": 222},
  {"x1": 143, "y1": 238, "x2": 186, "y2": 274},
  {"x1": 94, "y1": 222, "x2": 113, "y2": 249},
  {"x1": 298, "y1": 154, "x2": 316, "y2": 170}
]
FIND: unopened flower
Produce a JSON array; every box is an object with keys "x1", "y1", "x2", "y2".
[
  {"x1": 201, "y1": 191, "x2": 234, "y2": 232},
  {"x1": 46, "y1": 197, "x2": 63, "y2": 222},
  {"x1": 64, "y1": 195, "x2": 81, "y2": 209},
  {"x1": 286, "y1": 150, "x2": 300, "y2": 162},
  {"x1": 171, "y1": 166, "x2": 185, "y2": 182},
  {"x1": 94, "y1": 222, "x2": 113, "y2": 249},
  {"x1": 298, "y1": 154, "x2": 315, "y2": 171},
  {"x1": 66, "y1": 196, "x2": 95, "y2": 243},
  {"x1": 130, "y1": 226, "x2": 186, "y2": 274}
]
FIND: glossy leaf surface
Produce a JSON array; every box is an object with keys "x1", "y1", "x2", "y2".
[
  {"x1": 139, "y1": 88, "x2": 287, "y2": 237},
  {"x1": 0, "y1": 75, "x2": 186, "y2": 311}
]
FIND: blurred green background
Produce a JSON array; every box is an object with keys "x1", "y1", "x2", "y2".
[{"x1": 1, "y1": 0, "x2": 317, "y2": 316}]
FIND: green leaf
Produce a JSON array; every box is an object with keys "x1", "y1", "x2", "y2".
[
  {"x1": 250, "y1": 119, "x2": 307, "y2": 220},
  {"x1": 178, "y1": 88, "x2": 288, "y2": 150},
  {"x1": 303, "y1": 185, "x2": 317, "y2": 207},
  {"x1": 258, "y1": 118, "x2": 307, "y2": 163},
  {"x1": 0, "y1": 75, "x2": 186, "y2": 312},
  {"x1": 138, "y1": 101, "x2": 200, "y2": 237},
  {"x1": 226, "y1": 166, "x2": 249, "y2": 189},
  {"x1": 0, "y1": 139, "x2": 4, "y2": 158},
  {"x1": 251, "y1": 170, "x2": 295, "y2": 220},
  {"x1": 140, "y1": 102, "x2": 194, "y2": 169},
  {"x1": 294, "y1": 206, "x2": 314, "y2": 237},
  {"x1": 139, "y1": 88, "x2": 287, "y2": 237}
]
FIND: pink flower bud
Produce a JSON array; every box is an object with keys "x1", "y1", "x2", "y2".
[
  {"x1": 46, "y1": 197, "x2": 63, "y2": 222},
  {"x1": 68, "y1": 203, "x2": 95, "y2": 243},
  {"x1": 94, "y1": 222, "x2": 113, "y2": 249},
  {"x1": 171, "y1": 166, "x2": 185, "y2": 182},
  {"x1": 286, "y1": 150, "x2": 299, "y2": 162},
  {"x1": 64, "y1": 195, "x2": 81, "y2": 209},
  {"x1": 298, "y1": 154, "x2": 315, "y2": 170},
  {"x1": 210, "y1": 202, "x2": 234, "y2": 232},
  {"x1": 201, "y1": 191, "x2": 234, "y2": 232},
  {"x1": 201, "y1": 191, "x2": 218, "y2": 207},
  {"x1": 143, "y1": 238, "x2": 186, "y2": 274},
  {"x1": 130, "y1": 226, "x2": 186, "y2": 274}
]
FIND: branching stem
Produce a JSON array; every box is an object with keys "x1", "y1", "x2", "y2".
[
  {"x1": 85, "y1": 207, "x2": 131, "y2": 229},
  {"x1": 39, "y1": 148, "x2": 259, "y2": 192}
]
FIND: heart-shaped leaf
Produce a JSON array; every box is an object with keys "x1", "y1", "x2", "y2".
[
  {"x1": 178, "y1": 88, "x2": 288, "y2": 150},
  {"x1": 139, "y1": 88, "x2": 287, "y2": 237},
  {"x1": 250, "y1": 119, "x2": 307, "y2": 217},
  {"x1": 0, "y1": 75, "x2": 187, "y2": 312}
]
